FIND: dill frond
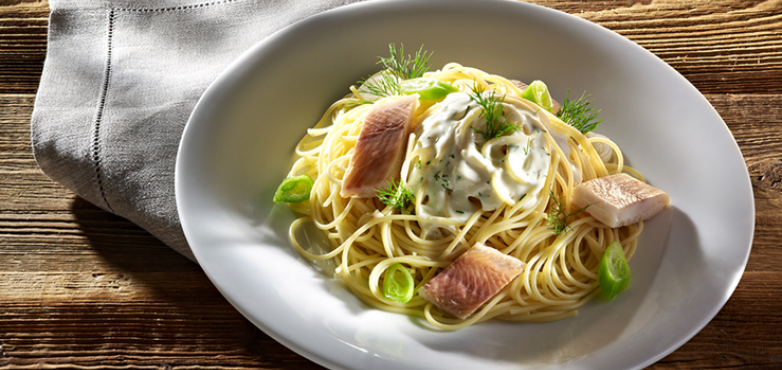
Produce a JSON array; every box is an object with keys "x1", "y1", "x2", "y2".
[
  {"x1": 380, "y1": 44, "x2": 432, "y2": 80},
  {"x1": 556, "y1": 90, "x2": 604, "y2": 134},
  {"x1": 358, "y1": 72, "x2": 403, "y2": 99},
  {"x1": 358, "y1": 44, "x2": 432, "y2": 100},
  {"x1": 547, "y1": 191, "x2": 589, "y2": 235},
  {"x1": 376, "y1": 179, "x2": 416, "y2": 214},
  {"x1": 468, "y1": 83, "x2": 519, "y2": 141}
]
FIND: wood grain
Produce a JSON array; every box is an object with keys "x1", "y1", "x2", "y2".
[
  {"x1": 1, "y1": 0, "x2": 781, "y2": 369},
  {"x1": 0, "y1": 0, "x2": 48, "y2": 95}
]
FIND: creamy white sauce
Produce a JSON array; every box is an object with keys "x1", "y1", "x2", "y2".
[{"x1": 406, "y1": 92, "x2": 551, "y2": 230}]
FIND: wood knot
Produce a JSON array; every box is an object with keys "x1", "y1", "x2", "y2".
[{"x1": 749, "y1": 159, "x2": 782, "y2": 191}]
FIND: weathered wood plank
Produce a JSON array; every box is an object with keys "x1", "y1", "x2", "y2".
[
  {"x1": 2, "y1": 0, "x2": 782, "y2": 369},
  {"x1": 583, "y1": 0, "x2": 782, "y2": 94},
  {"x1": 3, "y1": 87, "x2": 782, "y2": 368},
  {"x1": 2, "y1": 0, "x2": 782, "y2": 94},
  {"x1": 0, "y1": 273, "x2": 778, "y2": 369},
  {"x1": 3, "y1": 93, "x2": 780, "y2": 273},
  {"x1": 0, "y1": 0, "x2": 49, "y2": 94}
]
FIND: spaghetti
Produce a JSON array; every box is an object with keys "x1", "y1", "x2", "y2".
[{"x1": 282, "y1": 60, "x2": 643, "y2": 330}]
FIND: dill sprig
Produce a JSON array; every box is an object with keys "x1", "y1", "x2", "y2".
[
  {"x1": 359, "y1": 72, "x2": 403, "y2": 99},
  {"x1": 547, "y1": 191, "x2": 589, "y2": 235},
  {"x1": 342, "y1": 99, "x2": 373, "y2": 108},
  {"x1": 376, "y1": 179, "x2": 416, "y2": 214},
  {"x1": 556, "y1": 90, "x2": 604, "y2": 134},
  {"x1": 469, "y1": 84, "x2": 519, "y2": 140},
  {"x1": 379, "y1": 44, "x2": 432, "y2": 80},
  {"x1": 359, "y1": 44, "x2": 432, "y2": 100}
]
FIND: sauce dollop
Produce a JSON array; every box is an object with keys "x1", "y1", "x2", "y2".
[{"x1": 407, "y1": 92, "x2": 551, "y2": 229}]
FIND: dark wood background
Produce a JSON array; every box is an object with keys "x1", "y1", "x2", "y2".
[{"x1": 1, "y1": 0, "x2": 780, "y2": 368}]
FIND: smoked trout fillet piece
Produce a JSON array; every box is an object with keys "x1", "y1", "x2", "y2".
[
  {"x1": 341, "y1": 96, "x2": 417, "y2": 198},
  {"x1": 572, "y1": 173, "x2": 670, "y2": 228},
  {"x1": 419, "y1": 243, "x2": 525, "y2": 319}
]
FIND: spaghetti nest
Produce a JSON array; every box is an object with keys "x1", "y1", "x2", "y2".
[{"x1": 285, "y1": 63, "x2": 643, "y2": 330}]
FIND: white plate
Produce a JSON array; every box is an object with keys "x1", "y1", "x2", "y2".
[{"x1": 175, "y1": 0, "x2": 755, "y2": 369}]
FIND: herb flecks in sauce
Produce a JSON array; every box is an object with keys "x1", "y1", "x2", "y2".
[{"x1": 407, "y1": 92, "x2": 551, "y2": 230}]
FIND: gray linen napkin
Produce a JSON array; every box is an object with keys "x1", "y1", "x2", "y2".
[{"x1": 31, "y1": 0, "x2": 362, "y2": 261}]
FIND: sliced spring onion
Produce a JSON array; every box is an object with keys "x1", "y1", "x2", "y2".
[
  {"x1": 272, "y1": 175, "x2": 314, "y2": 203},
  {"x1": 383, "y1": 263, "x2": 415, "y2": 303},
  {"x1": 400, "y1": 77, "x2": 458, "y2": 101},
  {"x1": 598, "y1": 241, "x2": 631, "y2": 300},
  {"x1": 521, "y1": 80, "x2": 554, "y2": 113}
]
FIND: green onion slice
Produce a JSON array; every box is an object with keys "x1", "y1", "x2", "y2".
[
  {"x1": 400, "y1": 77, "x2": 458, "y2": 101},
  {"x1": 383, "y1": 263, "x2": 415, "y2": 303},
  {"x1": 521, "y1": 80, "x2": 554, "y2": 113},
  {"x1": 272, "y1": 175, "x2": 314, "y2": 203},
  {"x1": 598, "y1": 241, "x2": 631, "y2": 300}
]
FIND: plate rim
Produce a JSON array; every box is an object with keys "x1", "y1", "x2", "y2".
[{"x1": 175, "y1": 0, "x2": 756, "y2": 369}]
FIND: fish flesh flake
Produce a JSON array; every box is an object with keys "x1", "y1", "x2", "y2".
[
  {"x1": 572, "y1": 173, "x2": 670, "y2": 228},
  {"x1": 341, "y1": 96, "x2": 417, "y2": 198},
  {"x1": 419, "y1": 243, "x2": 525, "y2": 319}
]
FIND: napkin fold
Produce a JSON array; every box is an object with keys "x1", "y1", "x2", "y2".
[{"x1": 31, "y1": 0, "x2": 362, "y2": 261}]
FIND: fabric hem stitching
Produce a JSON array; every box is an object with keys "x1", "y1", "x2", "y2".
[{"x1": 91, "y1": 7, "x2": 115, "y2": 213}]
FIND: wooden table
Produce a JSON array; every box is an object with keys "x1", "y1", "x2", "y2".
[{"x1": 2, "y1": 0, "x2": 780, "y2": 368}]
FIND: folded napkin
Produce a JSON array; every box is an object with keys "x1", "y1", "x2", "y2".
[{"x1": 31, "y1": 0, "x2": 363, "y2": 261}]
